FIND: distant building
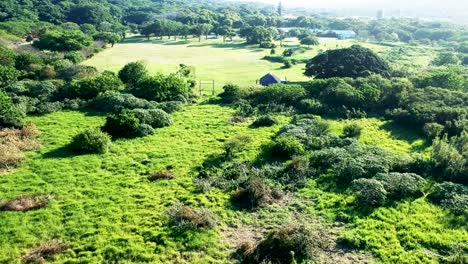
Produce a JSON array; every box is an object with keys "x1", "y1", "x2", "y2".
[
  {"x1": 259, "y1": 73, "x2": 286, "y2": 86},
  {"x1": 317, "y1": 30, "x2": 356, "y2": 39},
  {"x1": 332, "y1": 30, "x2": 357, "y2": 39},
  {"x1": 377, "y1": 9, "x2": 385, "y2": 19}
]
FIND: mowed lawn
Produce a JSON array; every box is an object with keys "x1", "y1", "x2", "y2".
[{"x1": 83, "y1": 36, "x2": 359, "y2": 90}]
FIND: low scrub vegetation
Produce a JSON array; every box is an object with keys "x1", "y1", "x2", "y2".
[
  {"x1": 239, "y1": 223, "x2": 329, "y2": 264},
  {"x1": 230, "y1": 178, "x2": 282, "y2": 210},
  {"x1": 167, "y1": 203, "x2": 217, "y2": 231}
]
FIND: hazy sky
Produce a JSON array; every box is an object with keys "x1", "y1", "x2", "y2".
[{"x1": 233, "y1": 0, "x2": 468, "y2": 10}]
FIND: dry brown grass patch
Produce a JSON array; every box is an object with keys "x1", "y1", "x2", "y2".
[
  {"x1": 148, "y1": 170, "x2": 175, "y2": 181},
  {"x1": 0, "y1": 123, "x2": 41, "y2": 170},
  {"x1": 167, "y1": 203, "x2": 217, "y2": 230},
  {"x1": 21, "y1": 239, "x2": 68, "y2": 263},
  {"x1": 0, "y1": 195, "x2": 51, "y2": 212}
]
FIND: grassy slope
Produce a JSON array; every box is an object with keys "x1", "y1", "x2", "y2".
[
  {"x1": 1, "y1": 38, "x2": 466, "y2": 263},
  {"x1": 0, "y1": 106, "x2": 288, "y2": 263}
]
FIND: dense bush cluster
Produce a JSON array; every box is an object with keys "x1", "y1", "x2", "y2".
[
  {"x1": 428, "y1": 182, "x2": 468, "y2": 215},
  {"x1": 304, "y1": 45, "x2": 391, "y2": 78},
  {"x1": 0, "y1": 90, "x2": 24, "y2": 128},
  {"x1": 351, "y1": 173, "x2": 427, "y2": 207},
  {"x1": 102, "y1": 108, "x2": 172, "y2": 139}
]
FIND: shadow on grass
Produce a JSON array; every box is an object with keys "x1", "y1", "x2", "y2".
[
  {"x1": 121, "y1": 36, "x2": 263, "y2": 51},
  {"x1": 380, "y1": 121, "x2": 430, "y2": 152},
  {"x1": 42, "y1": 146, "x2": 76, "y2": 159}
]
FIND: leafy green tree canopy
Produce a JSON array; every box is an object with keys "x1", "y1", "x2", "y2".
[{"x1": 305, "y1": 45, "x2": 391, "y2": 78}]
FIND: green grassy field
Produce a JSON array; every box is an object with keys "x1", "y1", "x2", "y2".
[
  {"x1": 1, "y1": 37, "x2": 466, "y2": 263},
  {"x1": 83, "y1": 36, "x2": 380, "y2": 91}
]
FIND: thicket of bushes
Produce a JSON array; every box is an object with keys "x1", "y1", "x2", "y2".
[{"x1": 220, "y1": 72, "x2": 467, "y2": 138}]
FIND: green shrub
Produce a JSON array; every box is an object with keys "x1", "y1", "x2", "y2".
[
  {"x1": 167, "y1": 203, "x2": 217, "y2": 230},
  {"x1": 252, "y1": 84, "x2": 306, "y2": 106},
  {"x1": 224, "y1": 135, "x2": 253, "y2": 159},
  {"x1": 0, "y1": 45, "x2": 16, "y2": 67},
  {"x1": 0, "y1": 90, "x2": 24, "y2": 128},
  {"x1": 131, "y1": 73, "x2": 190, "y2": 102},
  {"x1": 131, "y1": 109, "x2": 172, "y2": 128},
  {"x1": 428, "y1": 182, "x2": 468, "y2": 216},
  {"x1": 64, "y1": 51, "x2": 82, "y2": 64},
  {"x1": 118, "y1": 61, "x2": 148, "y2": 87},
  {"x1": 15, "y1": 53, "x2": 43, "y2": 71},
  {"x1": 283, "y1": 48, "x2": 294, "y2": 57},
  {"x1": 136, "y1": 124, "x2": 155, "y2": 137},
  {"x1": 251, "y1": 115, "x2": 277, "y2": 127},
  {"x1": 271, "y1": 136, "x2": 305, "y2": 159},
  {"x1": 102, "y1": 109, "x2": 141, "y2": 138},
  {"x1": 423, "y1": 123, "x2": 444, "y2": 139},
  {"x1": 374, "y1": 173, "x2": 426, "y2": 200},
  {"x1": 220, "y1": 84, "x2": 241, "y2": 103},
  {"x1": 0, "y1": 65, "x2": 19, "y2": 88},
  {"x1": 342, "y1": 123, "x2": 363, "y2": 138},
  {"x1": 68, "y1": 71, "x2": 123, "y2": 99},
  {"x1": 283, "y1": 59, "x2": 292, "y2": 68},
  {"x1": 69, "y1": 128, "x2": 111, "y2": 154},
  {"x1": 235, "y1": 100, "x2": 255, "y2": 117},
  {"x1": 297, "y1": 99, "x2": 323, "y2": 114},
  {"x1": 351, "y1": 178, "x2": 387, "y2": 207}
]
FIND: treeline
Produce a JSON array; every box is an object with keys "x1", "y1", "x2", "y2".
[{"x1": 2, "y1": 0, "x2": 468, "y2": 50}]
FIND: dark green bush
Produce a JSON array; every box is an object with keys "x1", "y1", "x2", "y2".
[
  {"x1": 0, "y1": 90, "x2": 24, "y2": 128},
  {"x1": 136, "y1": 124, "x2": 155, "y2": 137},
  {"x1": 69, "y1": 128, "x2": 111, "y2": 154},
  {"x1": 342, "y1": 123, "x2": 363, "y2": 138},
  {"x1": 67, "y1": 71, "x2": 123, "y2": 99},
  {"x1": 374, "y1": 173, "x2": 426, "y2": 200},
  {"x1": 0, "y1": 45, "x2": 16, "y2": 67},
  {"x1": 118, "y1": 61, "x2": 148, "y2": 87},
  {"x1": 251, "y1": 115, "x2": 277, "y2": 127},
  {"x1": 220, "y1": 84, "x2": 241, "y2": 103},
  {"x1": 351, "y1": 178, "x2": 387, "y2": 207},
  {"x1": 131, "y1": 73, "x2": 190, "y2": 102},
  {"x1": 92, "y1": 92, "x2": 160, "y2": 112},
  {"x1": 0, "y1": 65, "x2": 19, "y2": 88},
  {"x1": 131, "y1": 109, "x2": 172, "y2": 128},
  {"x1": 251, "y1": 84, "x2": 306, "y2": 106},
  {"x1": 102, "y1": 109, "x2": 141, "y2": 138},
  {"x1": 423, "y1": 123, "x2": 444, "y2": 139},
  {"x1": 15, "y1": 53, "x2": 43, "y2": 71},
  {"x1": 271, "y1": 136, "x2": 305, "y2": 159},
  {"x1": 297, "y1": 99, "x2": 323, "y2": 114},
  {"x1": 428, "y1": 182, "x2": 468, "y2": 215},
  {"x1": 235, "y1": 100, "x2": 255, "y2": 117},
  {"x1": 64, "y1": 51, "x2": 82, "y2": 64}
]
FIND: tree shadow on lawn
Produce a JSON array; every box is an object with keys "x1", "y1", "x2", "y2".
[
  {"x1": 380, "y1": 121, "x2": 430, "y2": 152},
  {"x1": 42, "y1": 146, "x2": 77, "y2": 159}
]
